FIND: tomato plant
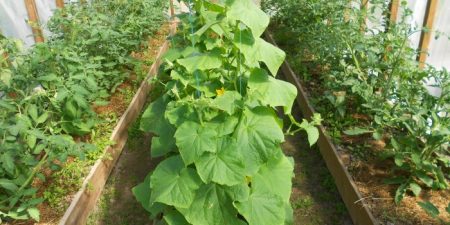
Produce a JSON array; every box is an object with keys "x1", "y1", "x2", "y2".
[
  {"x1": 0, "y1": 0, "x2": 166, "y2": 222},
  {"x1": 264, "y1": 0, "x2": 449, "y2": 218},
  {"x1": 133, "y1": 0, "x2": 319, "y2": 224}
]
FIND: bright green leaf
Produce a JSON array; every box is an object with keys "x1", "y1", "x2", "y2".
[
  {"x1": 409, "y1": 182, "x2": 421, "y2": 197},
  {"x1": 175, "y1": 121, "x2": 218, "y2": 165},
  {"x1": 178, "y1": 184, "x2": 245, "y2": 225},
  {"x1": 195, "y1": 137, "x2": 245, "y2": 185},
  {"x1": 248, "y1": 69, "x2": 296, "y2": 113},
  {"x1": 226, "y1": 0, "x2": 269, "y2": 37},
  {"x1": 150, "y1": 156, "x2": 202, "y2": 208},
  {"x1": 28, "y1": 104, "x2": 38, "y2": 121},
  {"x1": 177, "y1": 53, "x2": 221, "y2": 73},
  {"x1": 234, "y1": 191, "x2": 285, "y2": 225},
  {"x1": 253, "y1": 153, "x2": 294, "y2": 202},
  {"x1": 212, "y1": 91, "x2": 242, "y2": 115},
  {"x1": 27, "y1": 208, "x2": 40, "y2": 222},
  {"x1": 0, "y1": 179, "x2": 18, "y2": 192},
  {"x1": 234, "y1": 107, "x2": 284, "y2": 175}
]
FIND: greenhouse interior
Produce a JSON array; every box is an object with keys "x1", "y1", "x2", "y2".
[{"x1": 0, "y1": 0, "x2": 449, "y2": 224}]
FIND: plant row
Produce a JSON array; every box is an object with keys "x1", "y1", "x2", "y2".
[
  {"x1": 263, "y1": 0, "x2": 449, "y2": 221},
  {"x1": 0, "y1": 0, "x2": 166, "y2": 222},
  {"x1": 133, "y1": 0, "x2": 320, "y2": 224}
]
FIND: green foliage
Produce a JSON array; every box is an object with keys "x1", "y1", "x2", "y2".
[
  {"x1": 0, "y1": 0, "x2": 166, "y2": 221},
  {"x1": 134, "y1": 1, "x2": 319, "y2": 224},
  {"x1": 264, "y1": 0, "x2": 449, "y2": 213}
]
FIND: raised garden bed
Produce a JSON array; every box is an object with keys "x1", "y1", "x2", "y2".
[
  {"x1": 57, "y1": 22, "x2": 176, "y2": 225},
  {"x1": 266, "y1": 31, "x2": 450, "y2": 225},
  {"x1": 265, "y1": 32, "x2": 376, "y2": 225}
]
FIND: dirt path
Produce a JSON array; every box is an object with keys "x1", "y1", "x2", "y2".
[
  {"x1": 87, "y1": 129, "x2": 159, "y2": 225},
  {"x1": 283, "y1": 133, "x2": 353, "y2": 225}
]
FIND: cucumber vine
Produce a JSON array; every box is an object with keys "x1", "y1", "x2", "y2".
[{"x1": 134, "y1": 1, "x2": 318, "y2": 224}]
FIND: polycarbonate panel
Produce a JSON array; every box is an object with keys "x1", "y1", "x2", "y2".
[
  {"x1": 366, "y1": 0, "x2": 389, "y2": 34},
  {"x1": 35, "y1": 0, "x2": 57, "y2": 38},
  {"x1": 398, "y1": 0, "x2": 428, "y2": 49},
  {"x1": 426, "y1": 0, "x2": 450, "y2": 70},
  {"x1": 0, "y1": 0, "x2": 35, "y2": 47}
]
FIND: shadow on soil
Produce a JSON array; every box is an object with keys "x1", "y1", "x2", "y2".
[
  {"x1": 87, "y1": 131, "x2": 159, "y2": 225},
  {"x1": 284, "y1": 106, "x2": 353, "y2": 225}
]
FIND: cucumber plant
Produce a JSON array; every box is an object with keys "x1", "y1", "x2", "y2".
[{"x1": 133, "y1": 0, "x2": 319, "y2": 224}]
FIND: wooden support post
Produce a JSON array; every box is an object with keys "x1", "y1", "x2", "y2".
[
  {"x1": 170, "y1": 0, "x2": 175, "y2": 17},
  {"x1": 417, "y1": 0, "x2": 438, "y2": 68},
  {"x1": 24, "y1": 0, "x2": 44, "y2": 43},
  {"x1": 360, "y1": 0, "x2": 369, "y2": 31},
  {"x1": 389, "y1": 0, "x2": 400, "y2": 23},
  {"x1": 56, "y1": 0, "x2": 64, "y2": 8}
]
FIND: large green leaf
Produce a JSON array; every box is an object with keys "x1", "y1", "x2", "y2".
[
  {"x1": 257, "y1": 38, "x2": 286, "y2": 76},
  {"x1": 140, "y1": 96, "x2": 176, "y2": 157},
  {"x1": 177, "y1": 53, "x2": 222, "y2": 73},
  {"x1": 233, "y1": 107, "x2": 284, "y2": 175},
  {"x1": 253, "y1": 153, "x2": 294, "y2": 202},
  {"x1": 132, "y1": 173, "x2": 152, "y2": 212},
  {"x1": 150, "y1": 130, "x2": 176, "y2": 157},
  {"x1": 175, "y1": 121, "x2": 218, "y2": 165},
  {"x1": 163, "y1": 209, "x2": 190, "y2": 225},
  {"x1": 212, "y1": 91, "x2": 242, "y2": 115},
  {"x1": 178, "y1": 184, "x2": 245, "y2": 225},
  {"x1": 140, "y1": 95, "x2": 169, "y2": 134},
  {"x1": 226, "y1": 0, "x2": 269, "y2": 37},
  {"x1": 195, "y1": 137, "x2": 245, "y2": 185},
  {"x1": 150, "y1": 156, "x2": 202, "y2": 208},
  {"x1": 234, "y1": 191, "x2": 285, "y2": 225},
  {"x1": 248, "y1": 69, "x2": 297, "y2": 113},
  {"x1": 234, "y1": 30, "x2": 286, "y2": 75},
  {"x1": 166, "y1": 103, "x2": 198, "y2": 126}
]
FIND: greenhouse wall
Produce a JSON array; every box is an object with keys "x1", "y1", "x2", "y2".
[{"x1": 0, "y1": 0, "x2": 449, "y2": 69}]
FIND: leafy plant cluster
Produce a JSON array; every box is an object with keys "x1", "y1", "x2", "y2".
[
  {"x1": 263, "y1": 0, "x2": 449, "y2": 219},
  {"x1": 133, "y1": 0, "x2": 319, "y2": 224},
  {"x1": 0, "y1": 0, "x2": 166, "y2": 222}
]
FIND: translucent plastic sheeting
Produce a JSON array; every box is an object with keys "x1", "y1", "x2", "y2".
[
  {"x1": 0, "y1": 1, "x2": 35, "y2": 47},
  {"x1": 35, "y1": 0, "x2": 58, "y2": 38},
  {"x1": 426, "y1": 0, "x2": 450, "y2": 70},
  {"x1": 398, "y1": 0, "x2": 428, "y2": 49},
  {"x1": 366, "y1": 0, "x2": 389, "y2": 34}
]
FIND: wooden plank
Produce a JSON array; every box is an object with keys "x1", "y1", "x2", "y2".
[
  {"x1": 389, "y1": 0, "x2": 400, "y2": 24},
  {"x1": 56, "y1": 0, "x2": 64, "y2": 8},
  {"x1": 24, "y1": 0, "x2": 44, "y2": 43},
  {"x1": 265, "y1": 32, "x2": 377, "y2": 225},
  {"x1": 170, "y1": 0, "x2": 175, "y2": 17},
  {"x1": 417, "y1": 0, "x2": 438, "y2": 68},
  {"x1": 360, "y1": 0, "x2": 369, "y2": 31},
  {"x1": 59, "y1": 22, "x2": 178, "y2": 225}
]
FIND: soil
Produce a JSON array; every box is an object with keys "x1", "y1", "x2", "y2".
[
  {"x1": 270, "y1": 27, "x2": 450, "y2": 225},
  {"x1": 87, "y1": 132, "x2": 160, "y2": 225},
  {"x1": 283, "y1": 108, "x2": 353, "y2": 225}
]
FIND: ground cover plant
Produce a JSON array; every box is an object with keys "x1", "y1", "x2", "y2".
[
  {"x1": 0, "y1": 0, "x2": 166, "y2": 222},
  {"x1": 263, "y1": 0, "x2": 449, "y2": 223},
  {"x1": 133, "y1": 0, "x2": 320, "y2": 224}
]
